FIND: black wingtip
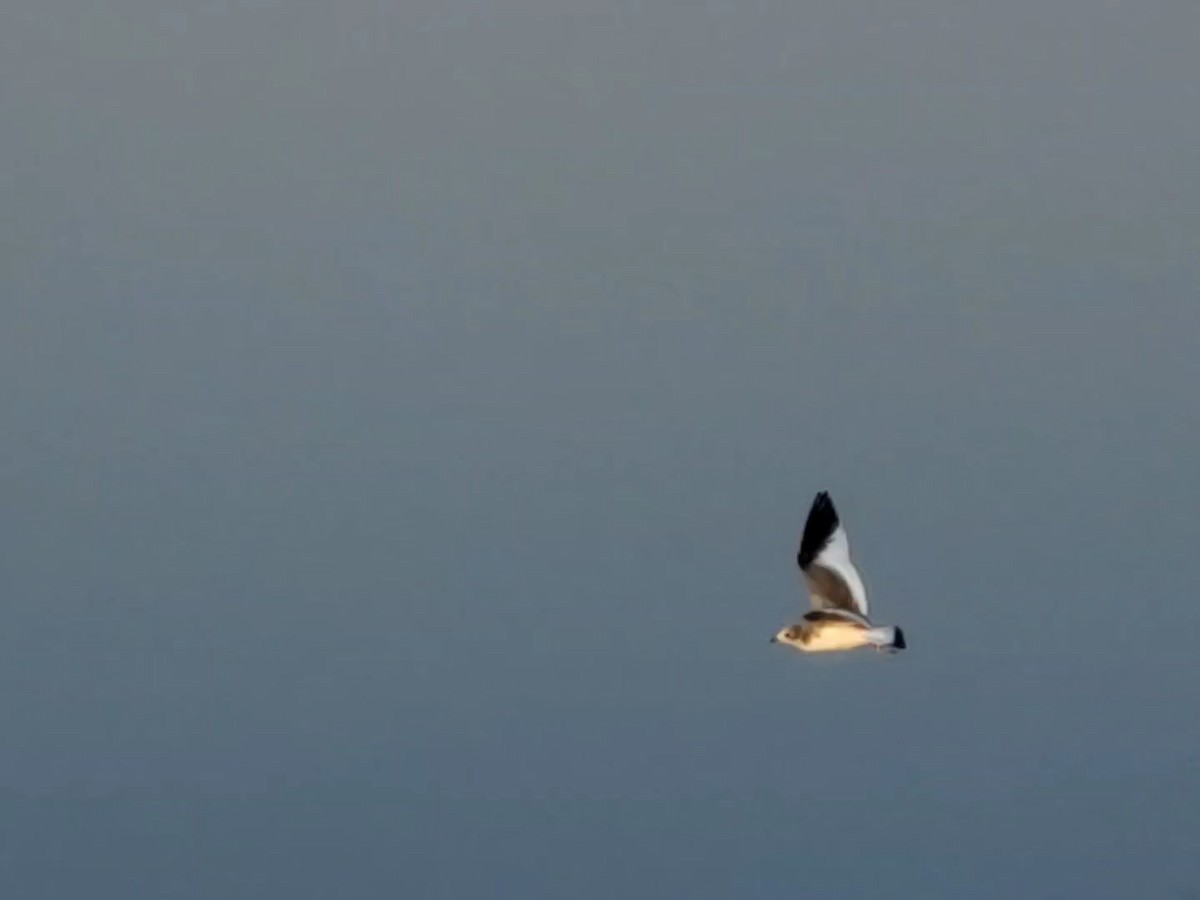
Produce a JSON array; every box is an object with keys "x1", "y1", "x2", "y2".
[
  {"x1": 797, "y1": 490, "x2": 839, "y2": 569},
  {"x1": 892, "y1": 627, "x2": 906, "y2": 650}
]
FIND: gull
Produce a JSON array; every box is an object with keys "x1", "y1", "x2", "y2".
[{"x1": 770, "y1": 491, "x2": 906, "y2": 654}]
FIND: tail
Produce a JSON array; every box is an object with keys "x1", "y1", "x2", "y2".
[{"x1": 866, "y1": 625, "x2": 906, "y2": 651}]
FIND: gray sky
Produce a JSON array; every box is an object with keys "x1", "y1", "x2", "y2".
[{"x1": 3, "y1": 1, "x2": 1200, "y2": 897}]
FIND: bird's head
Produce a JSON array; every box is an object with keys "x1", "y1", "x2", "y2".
[{"x1": 770, "y1": 625, "x2": 804, "y2": 649}]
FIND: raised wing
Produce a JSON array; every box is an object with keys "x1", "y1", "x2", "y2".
[{"x1": 796, "y1": 491, "x2": 869, "y2": 618}]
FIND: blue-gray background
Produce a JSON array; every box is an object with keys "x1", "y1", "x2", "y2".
[{"x1": 4, "y1": 2, "x2": 1199, "y2": 897}]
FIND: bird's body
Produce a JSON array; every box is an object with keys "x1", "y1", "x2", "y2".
[{"x1": 771, "y1": 492, "x2": 906, "y2": 655}]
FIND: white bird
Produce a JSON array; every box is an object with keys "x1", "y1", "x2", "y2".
[{"x1": 770, "y1": 491, "x2": 906, "y2": 654}]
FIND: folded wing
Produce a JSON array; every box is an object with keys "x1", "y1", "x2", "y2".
[
  {"x1": 796, "y1": 491, "x2": 869, "y2": 619},
  {"x1": 802, "y1": 608, "x2": 870, "y2": 626}
]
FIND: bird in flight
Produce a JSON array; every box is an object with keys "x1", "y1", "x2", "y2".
[{"x1": 770, "y1": 491, "x2": 906, "y2": 654}]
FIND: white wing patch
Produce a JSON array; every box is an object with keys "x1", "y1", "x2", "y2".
[{"x1": 813, "y1": 524, "x2": 869, "y2": 617}]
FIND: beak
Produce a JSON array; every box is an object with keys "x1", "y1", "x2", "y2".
[{"x1": 768, "y1": 635, "x2": 778, "y2": 643}]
